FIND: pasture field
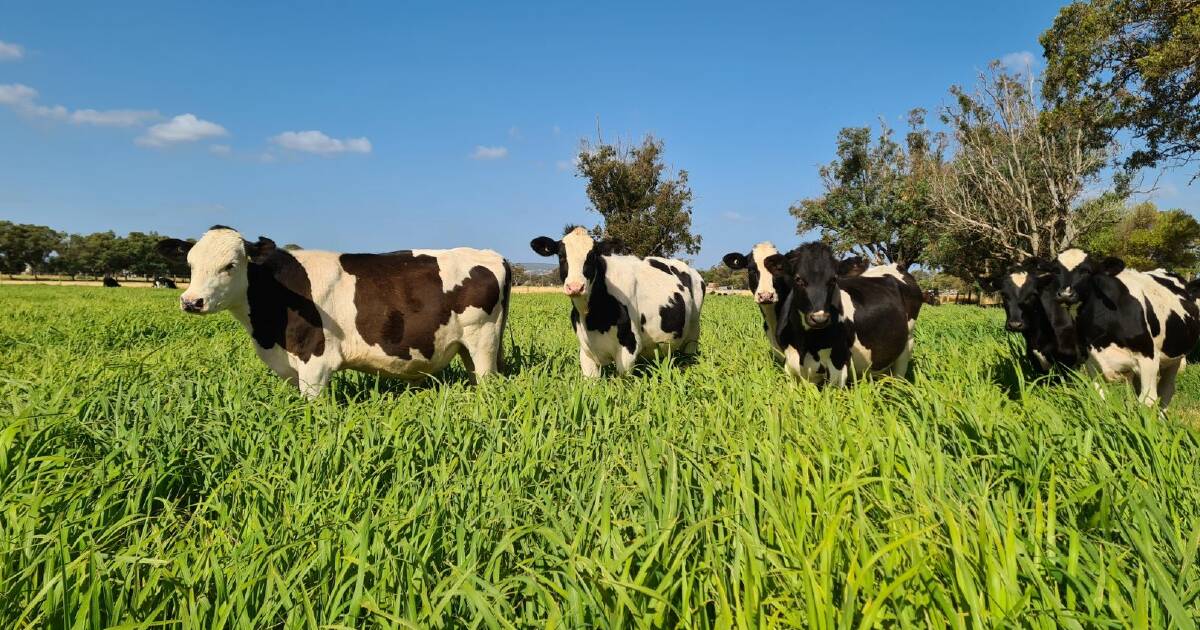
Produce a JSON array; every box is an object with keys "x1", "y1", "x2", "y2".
[{"x1": 3, "y1": 285, "x2": 1200, "y2": 628}]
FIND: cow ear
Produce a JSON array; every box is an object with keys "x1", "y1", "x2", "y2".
[
  {"x1": 530, "y1": 236, "x2": 559, "y2": 257},
  {"x1": 244, "y1": 236, "x2": 277, "y2": 263},
  {"x1": 156, "y1": 238, "x2": 193, "y2": 261},
  {"x1": 1100, "y1": 256, "x2": 1125, "y2": 276},
  {"x1": 763, "y1": 254, "x2": 789, "y2": 277},
  {"x1": 722, "y1": 252, "x2": 748, "y2": 270},
  {"x1": 603, "y1": 238, "x2": 627, "y2": 255},
  {"x1": 1186, "y1": 278, "x2": 1200, "y2": 300},
  {"x1": 836, "y1": 255, "x2": 867, "y2": 277}
]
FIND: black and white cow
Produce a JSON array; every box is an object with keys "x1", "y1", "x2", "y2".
[
  {"x1": 761, "y1": 242, "x2": 921, "y2": 385},
  {"x1": 723, "y1": 241, "x2": 788, "y2": 354},
  {"x1": 152, "y1": 276, "x2": 177, "y2": 289},
  {"x1": 530, "y1": 226, "x2": 704, "y2": 376},
  {"x1": 980, "y1": 258, "x2": 1081, "y2": 373},
  {"x1": 157, "y1": 225, "x2": 512, "y2": 398},
  {"x1": 1049, "y1": 248, "x2": 1200, "y2": 407}
]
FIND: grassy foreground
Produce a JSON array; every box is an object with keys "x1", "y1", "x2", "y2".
[{"x1": 2, "y1": 285, "x2": 1200, "y2": 628}]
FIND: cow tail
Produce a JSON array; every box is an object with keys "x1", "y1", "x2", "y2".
[{"x1": 498, "y1": 259, "x2": 514, "y2": 372}]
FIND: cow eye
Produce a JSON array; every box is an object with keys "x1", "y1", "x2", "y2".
[{"x1": 223, "y1": 262, "x2": 236, "y2": 272}]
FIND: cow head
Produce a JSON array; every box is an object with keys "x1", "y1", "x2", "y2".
[
  {"x1": 722, "y1": 241, "x2": 783, "y2": 304},
  {"x1": 156, "y1": 225, "x2": 276, "y2": 314},
  {"x1": 530, "y1": 226, "x2": 624, "y2": 298},
  {"x1": 762, "y1": 242, "x2": 862, "y2": 331},
  {"x1": 1049, "y1": 248, "x2": 1125, "y2": 306},
  {"x1": 979, "y1": 258, "x2": 1053, "y2": 332}
]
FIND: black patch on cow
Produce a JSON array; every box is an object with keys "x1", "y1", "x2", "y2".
[
  {"x1": 1076, "y1": 275, "x2": 1155, "y2": 358},
  {"x1": 640, "y1": 314, "x2": 647, "y2": 326},
  {"x1": 1163, "y1": 311, "x2": 1200, "y2": 358},
  {"x1": 572, "y1": 255, "x2": 636, "y2": 353},
  {"x1": 340, "y1": 251, "x2": 501, "y2": 361},
  {"x1": 840, "y1": 277, "x2": 909, "y2": 369},
  {"x1": 209, "y1": 224, "x2": 235, "y2": 231},
  {"x1": 659, "y1": 292, "x2": 687, "y2": 338},
  {"x1": 1150, "y1": 273, "x2": 1188, "y2": 298},
  {"x1": 649, "y1": 258, "x2": 694, "y2": 295},
  {"x1": 246, "y1": 250, "x2": 326, "y2": 361},
  {"x1": 1143, "y1": 297, "x2": 1161, "y2": 338}
]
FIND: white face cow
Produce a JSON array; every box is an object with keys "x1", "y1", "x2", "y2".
[
  {"x1": 723, "y1": 241, "x2": 782, "y2": 304},
  {"x1": 530, "y1": 226, "x2": 623, "y2": 298},
  {"x1": 156, "y1": 226, "x2": 274, "y2": 314}
]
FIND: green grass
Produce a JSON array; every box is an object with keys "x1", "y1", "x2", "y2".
[{"x1": 2, "y1": 285, "x2": 1200, "y2": 628}]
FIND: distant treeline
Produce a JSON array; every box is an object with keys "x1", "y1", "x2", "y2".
[{"x1": 0, "y1": 221, "x2": 188, "y2": 279}]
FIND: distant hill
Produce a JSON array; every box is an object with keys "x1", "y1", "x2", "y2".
[{"x1": 513, "y1": 262, "x2": 558, "y2": 275}]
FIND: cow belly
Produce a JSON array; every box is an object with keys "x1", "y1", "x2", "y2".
[
  {"x1": 579, "y1": 327, "x2": 627, "y2": 363},
  {"x1": 341, "y1": 310, "x2": 483, "y2": 377},
  {"x1": 1088, "y1": 343, "x2": 1138, "y2": 382}
]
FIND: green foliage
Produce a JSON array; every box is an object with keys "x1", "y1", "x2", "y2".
[
  {"x1": 0, "y1": 221, "x2": 62, "y2": 276},
  {"x1": 1042, "y1": 0, "x2": 1200, "y2": 177},
  {"x1": 699, "y1": 263, "x2": 743, "y2": 289},
  {"x1": 1083, "y1": 201, "x2": 1200, "y2": 271},
  {"x1": 791, "y1": 110, "x2": 942, "y2": 265},
  {"x1": 577, "y1": 135, "x2": 701, "y2": 259},
  {"x1": 3, "y1": 287, "x2": 1200, "y2": 627},
  {"x1": 510, "y1": 264, "x2": 558, "y2": 287}
]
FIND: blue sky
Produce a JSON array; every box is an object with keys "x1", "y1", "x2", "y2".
[{"x1": 1, "y1": 1, "x2": 1196, "y2": 267}]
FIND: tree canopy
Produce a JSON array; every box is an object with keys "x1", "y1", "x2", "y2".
[
  {"x1": 1082, "y1": 201, "x2": 1200, "y2": 271},
  {"x1": 576, "y1": 135, "x2": 701, "y2": 259}
]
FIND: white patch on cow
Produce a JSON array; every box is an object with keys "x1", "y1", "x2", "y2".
[
  {"x1": 1031, "y1": 348, "x2": 1050, "y2": 372},
  {"x1": 750, "y1": 241, "x2": 779, "y2": 298},
  {"x1": 1008, "y1": 271, "x2": 1029, "y2": 288},
  {"x1": 1087, "y1": 343, "x2": 1137, "y2": 383},
  {"x1": 861, "y1": 263, "x2": 905, "y2": 282},
  {"x1": 560, "y1": 227, "x2": 594, "y2": 292},
  {"x1": 1058, "y1": 248, "x2": 1087, "y2": 271}
]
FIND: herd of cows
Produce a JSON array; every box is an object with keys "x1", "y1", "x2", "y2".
[{"x1": 146, "y1": 225, "x2": 1199, "y2": 409}]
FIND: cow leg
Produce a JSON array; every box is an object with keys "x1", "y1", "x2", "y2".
[
  {"x1": 460, "y1": 331, "x2": 500, "y2": 383},
  {"x1": 827, "y1": 364, "x2": 849, "y2": 388},
  {"x1": 613, "y1": 344, "x2": 639, "y2": 376},
  {"x1": 579, "y1": 347, "x2": 602, "y2": 378},
  {"x1": 296, "y1": 362, "x2": 333, "y2": 400},
  {"x1": 1135, "y1": 356, "x2": 1160, "y2": 407},
  {"x1": 891, "y1": 337, "x2": 915, "y2": 379},
  {"x1": 1157, "y1": 357, "x2": 1183, "y2": 408},
  {"x1": 457, "y1": 344, "x2": 477, "y2": 384}
]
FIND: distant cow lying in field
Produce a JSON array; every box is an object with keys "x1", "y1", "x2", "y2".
[
  {"x1": 530, "y1": 226, "x2": 704, "y2": 376},
  {"x1": 761, "y1": 243, "x2": 921, "y2": 386},
  {"x1": 102, "y1": 276, "x2": 120, "y2": 288},
  {"x1": 1048, "y1": 248, "x2": 1200, "y2": 407},
  {"x1": 157, "y1": 226, "x2": 511, "y2": 398},
  {"x1": 152, "y1": 276, "x2": 177, "y2": 288},
  {"x1": 980, "y1": 259, "x2": 1081, "y2": 373}
]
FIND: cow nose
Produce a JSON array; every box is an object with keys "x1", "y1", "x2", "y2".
[
  {"x1": 808, "y1": 311, "x2": 830, "y2": 327},
  {"x1": 1057, "y1": 288, "x2": 1075, "y2": 302},
  {"x1": 564, "y1": 283, "x2": 585, "y2": 296},
  {"x1": 1007, "y1": 320, "x2": 1024, "y2": 332},
  {"x1": 755, "y1": 291, "x2": 776, "y2": 304},
  {"x1": 181, "y1": 297, "x2": 204, "y2": 312}
]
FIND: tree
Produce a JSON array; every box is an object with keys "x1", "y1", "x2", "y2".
[
  {"x1": 790, "y1": 109, "x2": 943, "y2": 265},
  {"x1": 576, "y1": 135, "x2": 701, "y2": 259},
  {"x1": 930, "y1": 64, "x2": 1122, "y2": 262},
  {"x1": 1042, "y1": 0, "x2": 1200, "y2": 178},
  {"x1": 0, "y1": 221, "x2": 63, "y2": 277},
  {"x1": 1082, "y1": 201, "x2": 1200, "y2": 271},
  {"x1": 699, "y1": 264, "x2": 743, "y2": 290}
]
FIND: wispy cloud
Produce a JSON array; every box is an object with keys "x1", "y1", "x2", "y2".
[
  {"x1": 270, "y1": 130, "x2": 372, "y2": 155},
  {"x1": 721, "y1": 211, "x2": 750, "y2": 222},
  {"x1": 136, "y1": 113, "x2": 228, "y2": 147},
  {"x1": 552, "y1": 124, "x2": 561, "y2": 137},
  {"x1": 0, "y1": 83, "x2": 158, "y2": 126},
  {"x1": 209, "y1": 144, "x2": 232, "y2": 156},
  {"x1": 1000, "y1": 50, "x2": 1036, "y2": 73},
  {"x1": 0, "y1": 40, "x2": 23, "y2": 61},
  {"x1": 508, "y1": 125, "x2": 522, "y2": 140},
  {"x1": 471, "y1": 145, "x2": 508, "y2": 160}
]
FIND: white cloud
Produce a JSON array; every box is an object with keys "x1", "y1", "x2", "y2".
[
  {"x1": 552, "y1": 124, "x2": 561, "y2": 137},
  {"x1": 209, "y1": 144, "x2": 232, "y2": 156},
  {"x1": 721, "y1": 211, "x2": 750, "y2": 222},
  {"x1": 0, "y1": 40, "x2": 23, "y2": 61},
  {"x1": 1001, "y1": 50, "x2": 1036, "y2": 73},
  {"x1": 508, "y1": 125, "x2": 522, "y2": 140},
  {"x1": 471, "y1": 145, "x2": 508, "y2": 160},
  {"x1": 136, "y1": 113, "x2": 228, "y2": 147},
  {"x1": 270, "y1": 130, "x2": 372, "y2": 155},
  {"x1": 0, "y1": 83, "x2": 158, "y2": 126}
]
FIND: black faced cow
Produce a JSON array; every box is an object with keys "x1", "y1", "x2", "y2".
[
  {"x1": 980, "y1": 258, "x2": 1081, "y2": 373},
  {"x1": 762, "y1": 242, "x2": 920, "y2": 385},
  {"x1": 1048, "y1": 248, "x2": 1200, "y2": 407},
  {"x1": 152, "y1": 276, "x2": 177, "y2": 289},
  {"x1": 530, "y1": 226, "x2": 703, "y2": 376},
  {"x1": 723, "y1": 242, "x2": 788, "y2": 355},
  {"x1": 157, "y1": 225, "x2": 511, "y2": 398},
  {"x1": 102, "y1": 276, "x2": 120, "y2": 288}
]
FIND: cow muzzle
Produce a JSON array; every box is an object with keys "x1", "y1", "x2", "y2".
[
  {"x1": 180, "y1": 297, "x2": 206, "y2": 313},
  {"x1": 755, "y1": 291, "x2": 776, "y2": 304},
  {"x1": 1056, "y1": 288, "x2": 1078, "y2": 304},
  {"x1": 564, "y1": 282, "x2": 585, "y2": 296},
  {"x1": 806, "y1": 311, "x2": 831, "y2": 329},
  {"x1": 1006, "y1": 320, "x2": 1025, "y2": 332}
]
